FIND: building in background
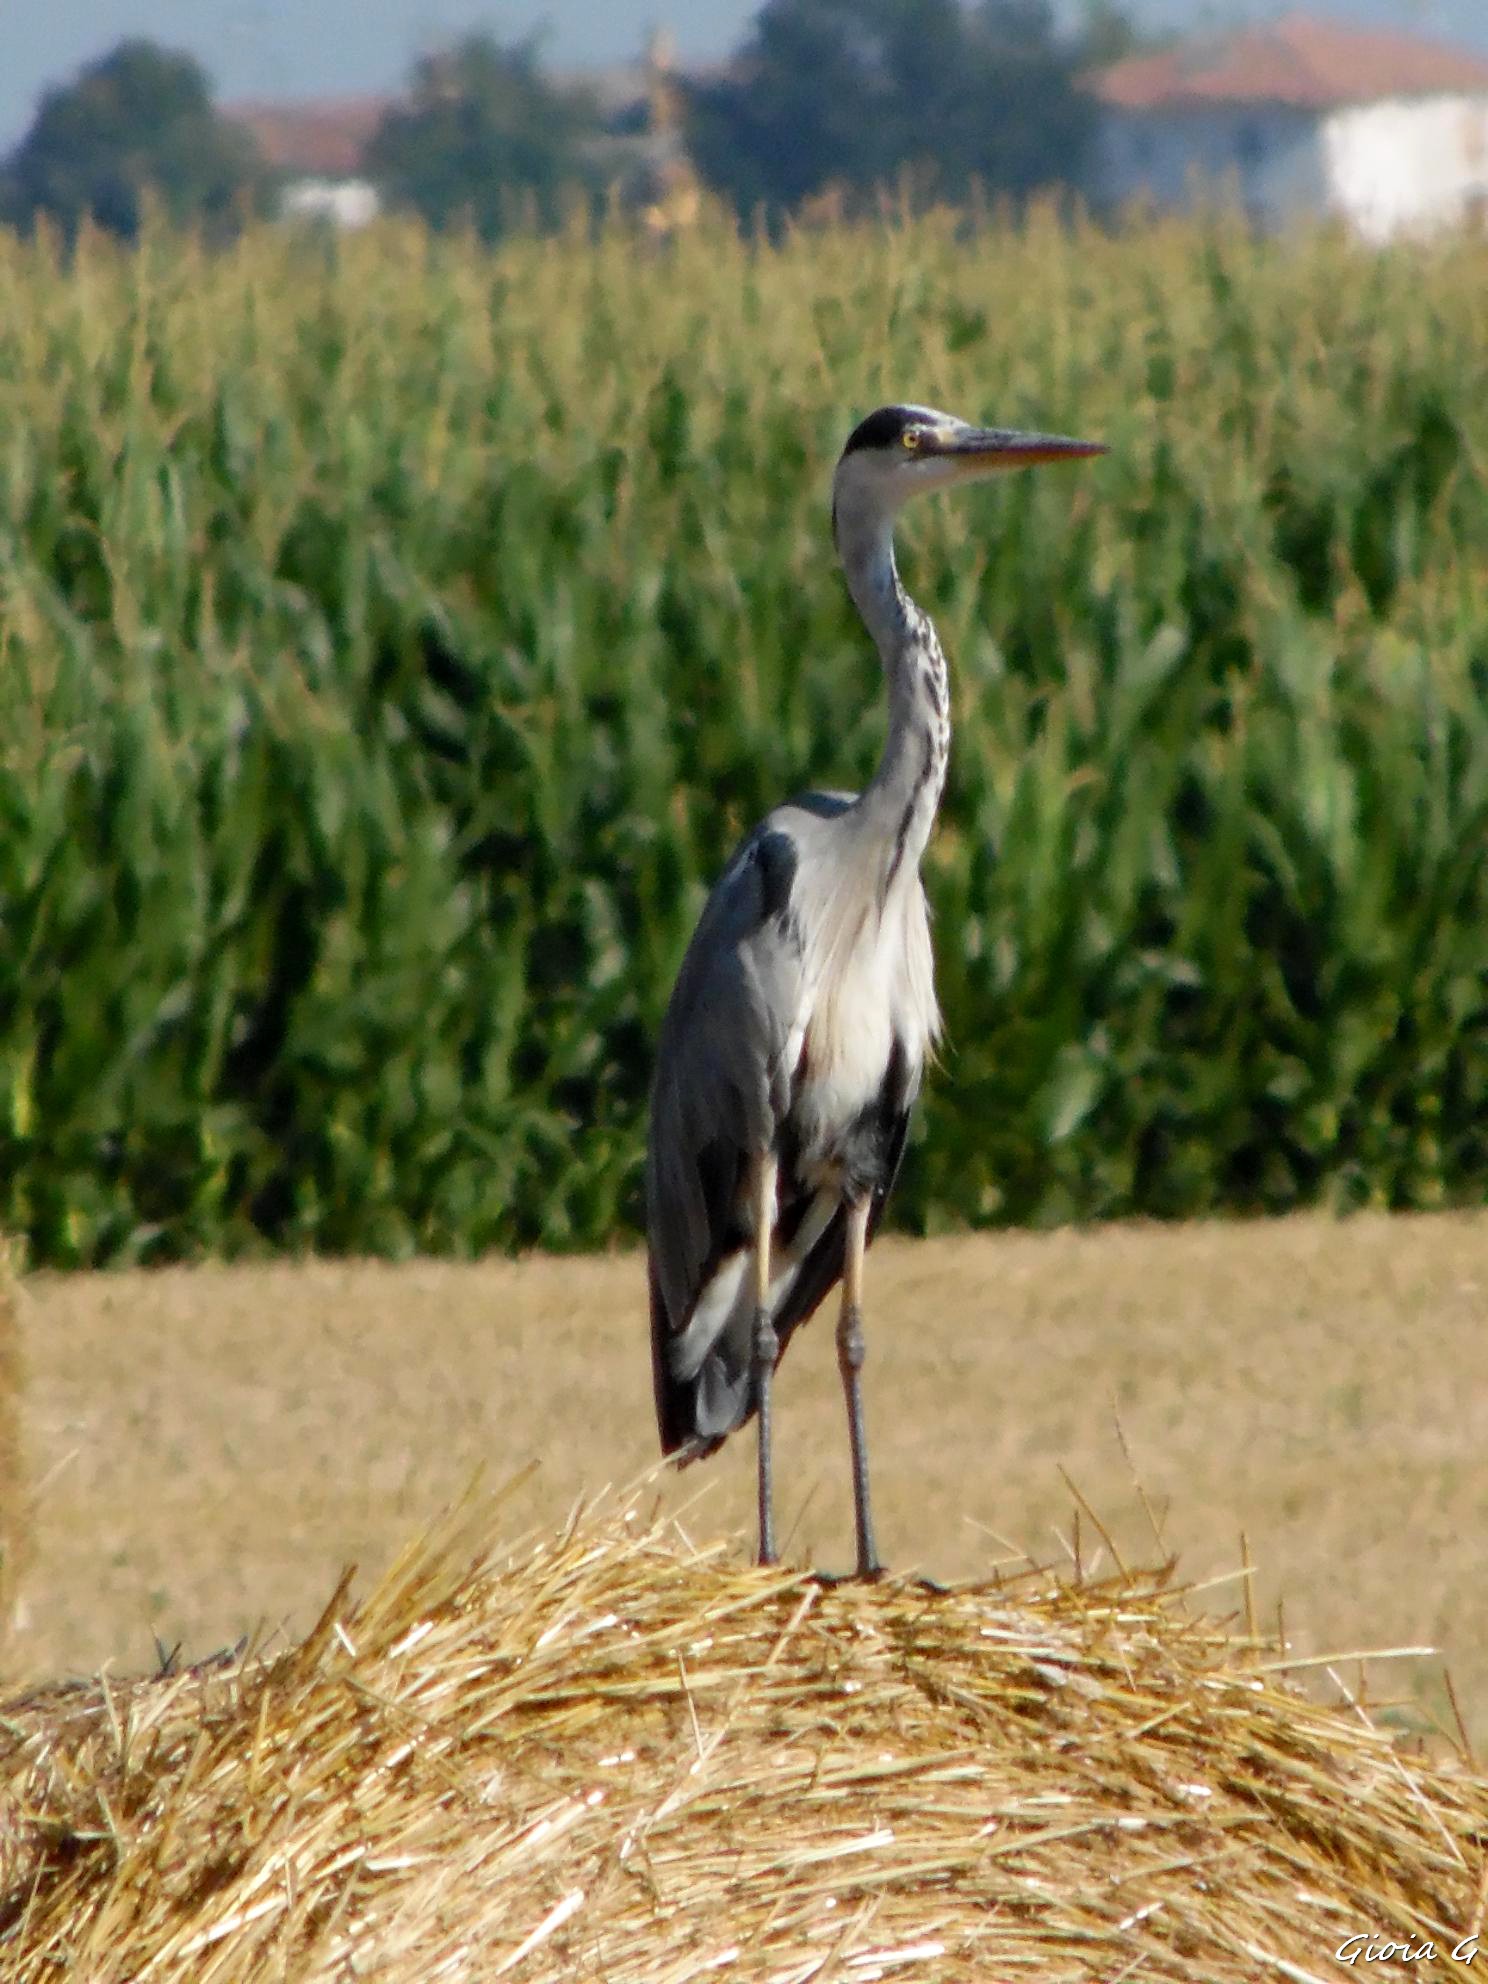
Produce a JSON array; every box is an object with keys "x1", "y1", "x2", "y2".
[
  {"x1": 1089, "y1": 11, "x2": 1488, "y2": 241},
  {"x1": 228, "y1": 97, "x2": 385, "y2": 227},
  {"x1": 558, "y1": 29, "x2": 711, "y2": 236},
  {"x1": 633, "y1": 29, "x2": 703, "y2": 240},
  {"x1": 224, "y1": 35, "x2": 709, "y2": 235}
]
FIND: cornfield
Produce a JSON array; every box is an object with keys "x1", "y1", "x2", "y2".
[{"x1": 1, "y1": 208, "x2": 1486, "y2": 1265}]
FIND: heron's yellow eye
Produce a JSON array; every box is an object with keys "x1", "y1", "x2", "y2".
[{"x1": 901, "y1": 429, "x2": 921, "y2": 451}]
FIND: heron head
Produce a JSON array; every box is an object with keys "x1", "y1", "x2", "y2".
[{"x1": 832, "y1": 403, "x2": 1105, "y2": 534}]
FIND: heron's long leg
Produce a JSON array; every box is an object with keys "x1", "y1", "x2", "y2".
[
  {"x1": 751, "y1": 1152, "x2": 780, "y2": 1567},
  {"x1": 837, "y1": 1196, "x2": 880, "y2": 1578}
]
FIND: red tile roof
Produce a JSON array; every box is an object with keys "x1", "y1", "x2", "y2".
[
  {"x1": 226, "y1": 98, "x2": 390, "y2": 179},
  {"x1": 1091, "y1": 12, "x2": 1488, "y2": 112}
]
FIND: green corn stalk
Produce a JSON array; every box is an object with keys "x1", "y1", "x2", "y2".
[{"x1": 0, "y1": 209, "x2": 1484, "y2": 1264}]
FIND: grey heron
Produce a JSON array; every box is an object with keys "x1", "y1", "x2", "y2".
[{"x1": 646, "y1": 403, "x2": 1104, "y2": 1576}]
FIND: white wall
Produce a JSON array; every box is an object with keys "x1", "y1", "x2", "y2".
[
  {"x1": 1095, "y1": 105, "x2": 1327, "y2": 229},
  {"x1": 1322, "y1": 95, "x2": 1488, "y2": 241},
  {"x1": 280, "y1": 179, "x2": 381, "y2": 229},
  {"x1": 1097, "y1": 94, "x2": 1488, "y2": 242}
]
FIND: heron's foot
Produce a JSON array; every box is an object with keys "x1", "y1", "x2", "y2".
[{"x1": 808, "y1": 1561, "x2": 887, "y2": 1588}]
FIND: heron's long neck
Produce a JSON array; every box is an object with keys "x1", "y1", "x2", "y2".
[{"x1": 838, "y1": 507, "x2": 951, "y2": 888}]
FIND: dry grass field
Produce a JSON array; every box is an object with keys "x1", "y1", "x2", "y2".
[{"x1": 11, "y1": 1212, "x2": 1488, "y2": 1735}]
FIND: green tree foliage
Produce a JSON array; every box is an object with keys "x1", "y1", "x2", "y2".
[
  {"x1": 0, "y1": 39, "x2": 266, "y2": 241},
  {"x1": 367, "y1": 35, "x2": 602, "y2": 238},
  {"x1": 686, "y1": 0, "x2": 1110, "y2": 217},
  {"x1": 1077, "y1": 0, "x2": 1152, "y2": 66}
]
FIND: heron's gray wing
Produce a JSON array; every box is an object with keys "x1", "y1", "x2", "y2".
[
  {"x1": 647, "y1": 825, "x2": 805, "y2": 1317},
  {"x1": 647, "y1": 822, "x2": 809, "y2": 1445}
]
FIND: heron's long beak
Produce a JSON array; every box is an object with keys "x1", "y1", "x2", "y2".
[{"x1": 936, "y1": 426, "x2": 1107, "y2": 471}]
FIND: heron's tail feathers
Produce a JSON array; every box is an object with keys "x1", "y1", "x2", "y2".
[
  {"x1": 669, "y1": 1428, "x2": 726, "y2": 1467},
  {"x1": 660, "y1": 1360, "x2": 750, "y2": 1463},
  {"x1": 651, "y1": 1256, "x2": 754, "y2": 1459},
  {"x1": 654, "y1": 1366, "x2": 747, "y2": 1460}
]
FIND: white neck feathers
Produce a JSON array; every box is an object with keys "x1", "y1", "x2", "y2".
[{"x1": 833, "y1": 486, "x2": 951, "y2": 891}]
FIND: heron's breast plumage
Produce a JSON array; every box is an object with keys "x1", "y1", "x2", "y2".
[{"x1": 786, "y1": 841, "x2": 937, "y2": 1173}]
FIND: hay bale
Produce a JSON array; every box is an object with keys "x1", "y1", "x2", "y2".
[{"x1": 0, "y1": 1500, "x2": 1483, "y2": 1981}]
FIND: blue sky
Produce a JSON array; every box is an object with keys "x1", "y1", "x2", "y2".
[{"x1": 4, "y1": 1, "x2": 1487, "y2": 147}]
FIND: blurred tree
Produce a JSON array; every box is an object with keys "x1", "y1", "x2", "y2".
[
  {"x1": 687, "y1": 0, "x2": 1137, "y2": 218},
  {"x1": 367, "y1": 35, "x2": 602, "y2": 238},
  {"x1": 1077, "y1": 0, "x2": 1157, "y2": 65},
  {"x1": 0, "y1": 39, "x2": 267, "y2": 241}
]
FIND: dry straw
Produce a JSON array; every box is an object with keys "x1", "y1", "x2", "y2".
[{"x1": 0, "y1": 1490, "x2": 1484, "y2": 1980}]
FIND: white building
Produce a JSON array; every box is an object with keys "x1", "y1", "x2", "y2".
[
  {"x1": 1089, "y1": 12, "x2": 1488, "y2": 242},
  {"x1": 279, "y1": 178, "x2": 381, "y2": 230},
  {"x1": 227, "y1": 98, "x2": 388, "y2": 230}
]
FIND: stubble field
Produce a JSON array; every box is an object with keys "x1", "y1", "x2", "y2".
[{"x1": 13, "y1": 1209, "x2": 1488, "y2": 1737}]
